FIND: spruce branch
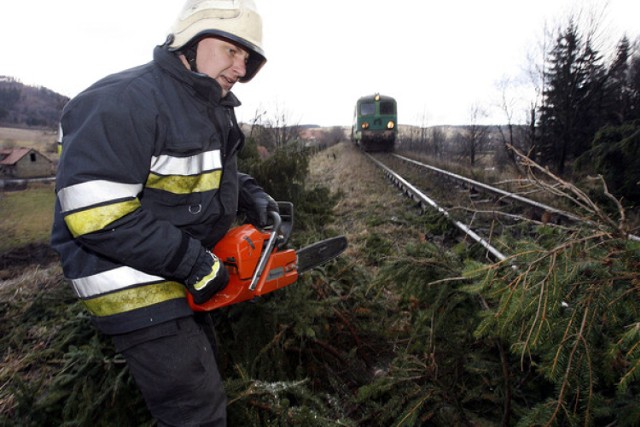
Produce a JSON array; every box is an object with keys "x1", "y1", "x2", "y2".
[{"x1": 507, "y1": 144, "x2": 629, "y2": 238}]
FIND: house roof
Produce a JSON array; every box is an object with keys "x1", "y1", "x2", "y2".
[{"x1": 0, "y1": 147, "x2": 34, "y2": 166}]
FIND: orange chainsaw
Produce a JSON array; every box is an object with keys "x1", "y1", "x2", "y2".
[{"x1": 187, "y1": 202, "x2": 348, "y2": 311}]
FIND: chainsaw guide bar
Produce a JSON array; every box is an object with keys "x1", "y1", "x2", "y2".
[{"x1": 296, "y1": 236, "x2": 348, "y2": 274}]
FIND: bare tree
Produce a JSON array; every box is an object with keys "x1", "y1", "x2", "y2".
[
  {"x1": 494, "y1": 77, "x2": 533, "y2": 173},
  {"x1": 326, "y1": 126, "x2": 346, "y2": 145},
  {"x1": 402, "y1": 109, "x2": 429, "y2": 154},
  {"x1": 460, "y1": 104, "x2": 489, "y2": 166},
  {"x1": 313, "y1": 126, "x2": 345, "y2": 150},
  {"x1": 247, "y1": 106, "x2": 267, "y2": 140},
  {"x1": 430, "y1": 126, "x2": 446, "y2": 160},
  {"x1": 262, "y1": 103, "x2": 301, "y2": 149}
]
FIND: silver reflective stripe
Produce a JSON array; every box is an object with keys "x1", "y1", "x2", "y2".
[
  {"x1": 71, "y1": 266, "x2": 165, "y2": 299},
  {"x1": 58, "y1": 181, "x2": 143, "y2": 212},
  {"x1": 57, "y1": 123, "x2": 63, "y2": 144},
  {"x1": 150, "y1": 150, "x2": 222, "y2": 176}
]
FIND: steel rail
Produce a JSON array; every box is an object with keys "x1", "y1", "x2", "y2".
[
  {"x1": 366, "y1": 153, "x2": 508, "y2": 262},
  {"x1": 393, "y1": 154, "x2": 580, "y2": 220},
  {"x1": 393, "y1": 154, "x2": 640, "y2": 243}
]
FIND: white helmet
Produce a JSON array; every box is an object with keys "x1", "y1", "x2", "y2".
[{"x1": 168, "y1": 0, "x2": 266, "y2": 82}]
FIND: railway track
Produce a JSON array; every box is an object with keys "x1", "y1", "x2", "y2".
[
  {"x1": 392, "y1": 153, "x2": 581, "y2": 223},
  {"x1": 365, "y1": 151, "x2": 639, "y2": 263}
]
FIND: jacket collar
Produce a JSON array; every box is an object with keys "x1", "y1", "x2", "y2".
[{"x1": 153, "y1": 45, "x2": 241, "y2": 108}]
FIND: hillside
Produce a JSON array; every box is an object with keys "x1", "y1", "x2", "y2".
[{"x1": 0, "y1": 76, "x2": 68, "y2": 129}]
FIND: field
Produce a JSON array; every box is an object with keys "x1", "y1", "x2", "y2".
[
  {"x1": 0, "y1": 126, "x2": 58, "y2": 269},
  {"x1": 0, "y1": 183, "x2": 56, "y2": 253}
]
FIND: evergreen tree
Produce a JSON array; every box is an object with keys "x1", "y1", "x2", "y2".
[
  {"x1": 538, "y1": 21, "x2": 607, "y2": 175},
  {"x1": 628, "y1": 46, "x2": 640, "y2": 121},
  {"x1": 575, "y1": 121, "x2": 640, "y2": 207},
  {"x1": 577, "y1": 39, "x2": 608, "y2": 155},
  {"x1": 605, "y1": 36, "x2": 631, "y2": 124}
]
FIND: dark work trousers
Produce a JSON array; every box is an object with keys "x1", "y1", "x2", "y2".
[{"x1": 112, "y1": 315, "x2": 226, "y2": 427}]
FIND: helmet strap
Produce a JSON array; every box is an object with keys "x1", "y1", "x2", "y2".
[{"x1": 183, "y1": 43, "x2": 199, "y2": 73}]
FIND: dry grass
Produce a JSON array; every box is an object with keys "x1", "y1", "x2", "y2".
[
  {"x1": 0, "y1": 183, "x2": 56, "y2": 253},
  {"x1": 0, "y1": 263, "x2": 61, "y2": 296},
  {"x1": 308, "y1": 142, "x2": 425, "y2": 264}
]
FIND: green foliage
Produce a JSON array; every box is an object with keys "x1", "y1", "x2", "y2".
[
  {"x1": 2, "y1": 137, "x2": 350, "y2": 426},
  {"x1": 349, "y1": 241, "x2": 510, "y2": 426},
  {"x1": 362, "y1": 233, "x2": 392, "y2": 266},
  {"x1": 347, "y1": 169, "x2": 640, "y2": 426},
  {"x1": 0, "y1": 279, "x2": 151, "y2": 426},
  {"x1": 238, "y1": 141, "x2": 340, "y2": 232},
  {"x1": 213, "y1": 254, "x2": 390, "y2": 425},
  {"x1": 211, "y1": 142, "x2": 383, "y2": 424},
  {"x1": 536, "y1": 23, "x2": 640, "y2": 178},
  {"x1": 224, "y1": 377, "x2": 355, "y2": 426},
  {"x1": 5, "y1": 138, "x2": 640, "y2": 426},
  {"x1": 237, "y1": 135, "x2": 262, "y2": 172},
  {"x1": 574, "y1": 121, "x2": 640, "y2": 206},
  {"x1": 538, "y1": 20, "x2": 608, "y2": 175},
  {"x1": 466, "y1": 227, "x2": 640, "y2": 426}
]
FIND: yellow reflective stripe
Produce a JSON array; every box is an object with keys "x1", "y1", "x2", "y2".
[
  {"x1": 58, "y1": 180, "x2": 143, "y2": 212},
  {"x1": 145, "y1": 171, "x2": 222, "y2": 194},
  {"x1": 194, "y1": 257, "x2": 221, "y2": 291},
  {"x1": 83, "y1": 281, "x2": 186, "y2": 317},
  {"x1": 64, "y1": 199, "x2": 141, "y2": 237}
]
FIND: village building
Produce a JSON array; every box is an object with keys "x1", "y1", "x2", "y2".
[{"x1": 0, "y1": 147, "x2": 54, "y2": 179}]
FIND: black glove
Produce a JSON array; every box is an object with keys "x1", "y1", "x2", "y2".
[
  {"x1": 238, "y1": 174, "x2": 279, "y2": 228},
  {"x1": 185, "y1": 249, "x2": 229, "y2": 305}
]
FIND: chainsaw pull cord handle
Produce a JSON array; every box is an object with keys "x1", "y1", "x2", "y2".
[{"x1": 249, "y1": 211, "x2": 281, "y2": 291}]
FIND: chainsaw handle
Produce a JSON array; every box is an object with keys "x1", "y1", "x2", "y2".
[{"x1": 248, "y1": 211, "x2": 281, "y2": 291}]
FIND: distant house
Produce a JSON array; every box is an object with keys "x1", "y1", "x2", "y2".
[{"x1": 0, "y1": 147, "x2": 54, "y2": 178}]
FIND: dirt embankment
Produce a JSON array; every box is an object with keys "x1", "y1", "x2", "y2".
[
  {"x1": 308, "y1": 142, "x2": 424, "y2": 263},
  {"x1": 0, "y1": 243, "x2": 59, "y2": 281}
]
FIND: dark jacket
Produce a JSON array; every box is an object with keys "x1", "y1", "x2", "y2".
[{"x1": 52, "y1": 45, "x2": 245, "y2": 335}]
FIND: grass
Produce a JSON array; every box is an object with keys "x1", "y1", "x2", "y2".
[{"x1": 0, "y1": 183, "x2": 56, "y2": 252}]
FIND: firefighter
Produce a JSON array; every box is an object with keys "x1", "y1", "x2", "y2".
[{"x1": 51, "y1": 1, "x2": 276, "y2": 425}]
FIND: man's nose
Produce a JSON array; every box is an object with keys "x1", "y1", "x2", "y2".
[{"x1": 234, "y1": 58, "x2": 247, "y2": 78}]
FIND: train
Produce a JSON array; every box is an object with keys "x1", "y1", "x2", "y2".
[{"x1": 351, "y1": 93, "x2": 397, "y2": 152}]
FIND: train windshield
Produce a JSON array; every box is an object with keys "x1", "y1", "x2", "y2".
[
  {"x1": 360, "y1": 102, "x2": 375, "y2": 116},
  {"x1": 380, "y1": 101, "x2": 395, "y2": 115}
]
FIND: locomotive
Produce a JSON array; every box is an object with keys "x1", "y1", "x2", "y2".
[{"x1": 351, "y1": 93, "x2": 397, "y2": 152}]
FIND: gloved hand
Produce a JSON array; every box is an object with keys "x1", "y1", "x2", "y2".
[
  {"x1": 238, "y1": 174, "x2": 279, "y2": 228},
  {"x1": 185, "y1": 249, "x2": 229, "y2": 305}
]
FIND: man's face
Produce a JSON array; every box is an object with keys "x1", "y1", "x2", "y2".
[{"x1": 196, "y1": 37, "x2": 249, "y2": 97}]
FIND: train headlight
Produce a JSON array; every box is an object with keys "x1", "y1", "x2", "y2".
[
  {"x1": 387, "y1": 121, "x2": 395, "y2": 129},
  {"x1": 361, "y1": 122, "x2": 369, "y2": 129}
]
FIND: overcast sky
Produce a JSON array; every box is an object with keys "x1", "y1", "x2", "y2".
[{"x1": 1, "y1": 0, "x2": 638, "y2": 127}]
